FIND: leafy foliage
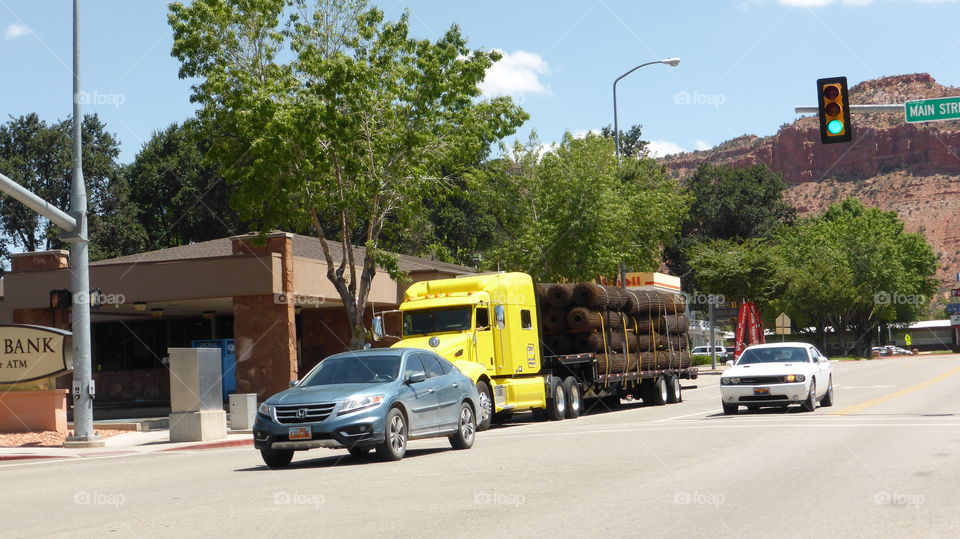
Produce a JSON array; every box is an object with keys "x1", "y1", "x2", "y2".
[
  {"x1": 487, "y1": 133, "x2": 689, "y2": 282},
  {"x1": 665, "y1": 162, "x2": 796, "y2": 285},
  {"x1": 169, "y1": 0, "x2": 527, "y2": 347},
  {"x1": 126, "y1": 120, "x2": 245, "y2": 250},
  {"x1": 0, "y1": 113, "x2": 144, "y2": 269}
]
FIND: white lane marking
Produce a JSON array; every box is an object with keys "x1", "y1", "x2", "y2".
[
  {"x1": 484, "y1": 421, "x2": 960, "y2": 440},
  {"x1": 655, "y1": 410, "x2": 714, "y2": 422}
]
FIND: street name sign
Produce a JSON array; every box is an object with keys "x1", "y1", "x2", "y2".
[
  {"x1": 0, "y1": 325, "x2": 72, "y2": 384},
  {"x1": 904, "y1": 96, "x2": 960, "y2": 123}
]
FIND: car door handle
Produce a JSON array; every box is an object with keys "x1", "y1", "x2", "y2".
[
  {"x1": 428, "y1": 388, "x2": 435, "y2": 393},
  {"x1": 452, "y1": 383, "x2": 458, "y2": 388}
]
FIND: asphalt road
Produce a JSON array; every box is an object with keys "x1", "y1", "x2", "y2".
[{"x1": 4, "y1": 355, "x2": 960, "y2": 538}]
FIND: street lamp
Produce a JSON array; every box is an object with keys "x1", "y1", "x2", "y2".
[{"x1": 612, "y1": 57, "x2": 680, "y2": 158}]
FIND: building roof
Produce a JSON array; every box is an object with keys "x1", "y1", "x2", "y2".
[{"x1": 90, "y1": 232, "x2": 475, "y2": 275}]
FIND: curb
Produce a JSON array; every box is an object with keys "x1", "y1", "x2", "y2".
[
  {"x1": 0, "y1": 454, "x2": 77, "y2": 462},
  {"x1": 161, "y1": 438, "x2": 253, "y2": 452}
]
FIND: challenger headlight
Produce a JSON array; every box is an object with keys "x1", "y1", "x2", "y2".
[
  {"x1": 258, "y1": 402, "x2": 274, "y2": 417},
  {"x1": 721, "y1": 377, "x2": 740, "y2": 385},
  {"x1": 784, "y1": 374, "x2": 806, "y2": 383},
  {"x1": 338, "y1": 394, "x2": 385, "y2": 415}
]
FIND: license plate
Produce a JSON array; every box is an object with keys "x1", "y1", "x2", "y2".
[
  {"x1": 754, "y1": 387, "x2": 770, "y2": 395},
  {"x1": 288, "y1": 426, "x2": 311, "y2": 440}
]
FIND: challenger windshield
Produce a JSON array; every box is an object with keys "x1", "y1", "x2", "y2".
[
  {"x1": 403, "y1": 307, "x2": 472, "y2": 336},
  {"x1": 737, "y1": 347, "x2": 809, "y2": 365}
]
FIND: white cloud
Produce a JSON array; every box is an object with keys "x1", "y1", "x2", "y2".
[
  {"x1": 777, "y1": 0, "x2": 958, "y2": 5},
  {"x1": 573, "y1": 129, "x2": 600, "y2": 139},
  {"x1": 479, "y1": 50, "x2": 551, "y2": 98},
  {"x1": 694, "y1": 139, "x2": 712, "y2": 151},
  {"x1": 4, "y1": 23, "x2": 33, "y2": 41},
  {"x1": 647, "y1": 140, "x2": 686, "y2": 158}
]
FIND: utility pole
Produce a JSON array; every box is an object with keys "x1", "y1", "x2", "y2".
[
  {"x1": 63, "y1": 0, "x2": 100, "y2": 447},
  {"x1": 709, "y1": 300, "x2": 717, "y2": 370}
]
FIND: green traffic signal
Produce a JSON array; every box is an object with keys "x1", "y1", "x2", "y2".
[{"x1": 827, "y1": 119, "x2": 844, "y2": 134}]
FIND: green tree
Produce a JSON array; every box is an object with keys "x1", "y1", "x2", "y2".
[
  {"x1": 126, "y1": 120, "x2": 245, "y2": 250},
  {"x1": 488, "y1": 133, "x2": 688, "y2": 282},
  {"x1": 600, "y1": 123, "x2": 648, "y2": 158},
  {"x1": 788, "y1": 199, "x2": 937, "y2": 356},
  {"x1": 686, "y1": 237, "x2": 785, "y2": 306},
  {"x1": 169, "y1": 0, "x2": 527, "y2": 348},
  {"x1": 666, "y1": 163, "x2": 796, "y2": 285},
  {"x1": 0, "y1": 113, "x2": 144, "y2": 268}
]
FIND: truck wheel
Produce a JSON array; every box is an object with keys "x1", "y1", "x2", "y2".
[
  {"x1": 448, "y1": 402, "x2": 476, "y2": 450},
  {"x1": 492, "y1": 410, "x2": 513, "y2": 424},
  {"x1": 666, "y1": 375, "x2": 682, "y2": 404},
  {"x1": 260, "y1": 448, "x2": 294, "y2": 468},
  {"x1": 546, "y1": 376, "x2": 566, "y2": 421},
  {"x1": 475, "y1": 380, "x2": 493, "y2": 431},
  {"x1": 376, "y1": 407, "x2": 408, "y2": 461},
  {"x1": 562, "y1": 376, "x2": 581, "y2": 419},
  {"x1": 646, "y1": 377, "x2": 667, "y2": 406}
]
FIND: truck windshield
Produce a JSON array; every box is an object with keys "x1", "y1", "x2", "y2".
[{"x1": 403, "y1": 307, "x2": 472, "y2": 336}]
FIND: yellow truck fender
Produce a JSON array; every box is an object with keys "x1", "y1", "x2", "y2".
[{"x1": 452, "y1": 359, "x2": 488, "y2": 387}]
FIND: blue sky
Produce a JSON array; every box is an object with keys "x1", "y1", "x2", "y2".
[{"x1": 1, "y1": 0, "x2": 959, "y2": 163}]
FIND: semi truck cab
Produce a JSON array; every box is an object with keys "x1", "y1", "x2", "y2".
[{"x1": 374, "y1": 272, "x2": 550, "y2": 428}]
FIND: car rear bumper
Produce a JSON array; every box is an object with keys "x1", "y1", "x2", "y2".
[{"x1": 720, "y1": 381, "x2": 810, "y2": 405}]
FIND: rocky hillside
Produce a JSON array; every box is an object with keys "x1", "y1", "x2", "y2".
[{"x1": 661, "y1": 74, "x2": 960, "y2": 303}]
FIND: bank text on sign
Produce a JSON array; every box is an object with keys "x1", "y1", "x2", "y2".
[
  {"x1": 904, "y1": 96, "x2": 960, "y2": 123},
  {"x1": 0, "y1": 325, "x2": 73, "y2": 384}
]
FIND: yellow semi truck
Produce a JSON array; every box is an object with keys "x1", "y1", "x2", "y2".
[{"x1": 372, "y1": 272, "x2": 697, "y2": 429}]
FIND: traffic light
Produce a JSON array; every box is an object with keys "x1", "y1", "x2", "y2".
[{"x1": 817, "y1": 76, "x2": 853, "y2": 144}]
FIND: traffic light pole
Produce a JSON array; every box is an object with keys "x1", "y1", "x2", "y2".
[
  {"x1": 795, "y1": 104, "x2": 904, "y2": 114},
  {"x1": 63, "y1": 0, "x2": 100, "y2": 447}
]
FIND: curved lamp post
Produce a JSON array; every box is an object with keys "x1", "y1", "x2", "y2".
[{"x1": 612, "y1": 57, "x2": 680, "y2": 158}]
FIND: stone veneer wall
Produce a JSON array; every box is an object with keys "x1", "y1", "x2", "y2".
[{"x1": 231, "y1": 233, "x2": 297, "y2": 401}]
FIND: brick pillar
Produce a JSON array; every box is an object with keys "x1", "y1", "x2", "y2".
[
  {"x1": 231, "y1": 232, "x2": 297, "y2": 401},
  {"x1": 6, "y1": 251, "x2": 71, "y2": 391}
]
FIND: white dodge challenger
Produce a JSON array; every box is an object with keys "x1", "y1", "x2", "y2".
[{"x1": 720, "y1": 343, "x2": 834, "y2": 414}]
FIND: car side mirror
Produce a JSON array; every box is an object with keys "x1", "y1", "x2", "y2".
[
  {"x1": 371, "y1": 316, "x2": 384, "y2": 342},
  {"x1": 289, "y1": 380, "x2": 299, "y2": 387},
  {"x1": 819, "y1": 356, "x2": 829, "y2": 362},
  {"x1": 494, "y1": 305, "x2": 506, "y2": 330},
  {"x1": 407, "y1": 372, "x2": 426, "y2": 384},
  {"x1": 725, "y1": 360, "x2": 734, "y2": 367}
]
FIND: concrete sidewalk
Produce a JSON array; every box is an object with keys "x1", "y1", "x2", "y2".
[{"x1": 0, "y1": 428, "x2": 254, "y2": 462}]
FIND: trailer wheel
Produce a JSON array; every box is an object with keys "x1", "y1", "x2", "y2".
[
  {"x1": 646, "y1": 376, "x2": 667, "y2": 406},
  {"x1": 546, "y1": 376, "x2": 566, "y2": 421},
  {"x1": 562, "y1": 376, "x2": 581, "y2": 419},
  {"x1": 666, "y1": 375, "x2": 682, "y2": 404}
]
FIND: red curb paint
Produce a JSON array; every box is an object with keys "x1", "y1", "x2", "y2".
[
  {"x1": 162, "y1": 438, "x2": 253, "y2": 451},
  {"x1": 0, "y1": 454, "x2": 73, "y2": 462}
]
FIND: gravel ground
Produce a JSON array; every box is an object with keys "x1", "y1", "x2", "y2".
[{"x1": 0, "y1": 429, "x2": 128, "y2": 448}]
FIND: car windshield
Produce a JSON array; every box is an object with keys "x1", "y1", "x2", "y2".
[
  {"x1": 737, "y1": 347, "x2": 809, "y2": 365},
  {"x1": 403, "y1": 307, "x2": 472, "y2": 336},
  {"x1": 300, "y1": 355, "x2": 400, "y2": 386}
]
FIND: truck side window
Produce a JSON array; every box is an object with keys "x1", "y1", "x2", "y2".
[
  {"x1": 476, "y1": 307, "x2": 489, "y2": 330},
  {"x1": 521, "y1": 309, "x2": 532, "y2": 330}
]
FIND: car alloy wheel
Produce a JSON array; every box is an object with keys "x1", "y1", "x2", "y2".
[{"x1": 377, "y1": 408, "x2": 407, "y2": 460}]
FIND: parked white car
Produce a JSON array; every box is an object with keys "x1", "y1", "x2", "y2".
[{"x1": 720, "y1": 343, "x2": 834, "y2": 414}]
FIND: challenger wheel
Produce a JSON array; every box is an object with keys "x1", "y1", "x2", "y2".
[
  {"x1": 821, "y1": 377, "x2": 834, "y2": 407},
  {"x1": 722, "y1": 402, "x2": 738, "y2": 415},
  {"x1": 801, "y1": 381, "x2": 817, "y2": 412}
]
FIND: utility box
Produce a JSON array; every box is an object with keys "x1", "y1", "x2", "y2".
[
  {"x1": 229, "y1": 393, "x2": 257, "y2": 430},
  {"x1": 192, "y1": 339, "x2": 236, "y2": 400},
  {"x1": 168, "y1": 348, "x2": 226, "y2": 442}
]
